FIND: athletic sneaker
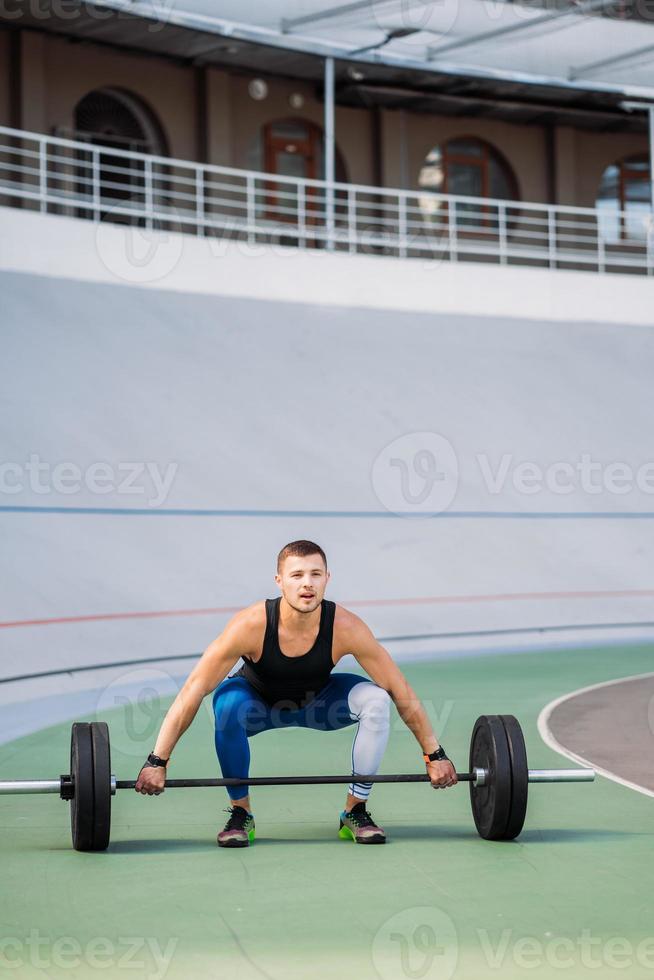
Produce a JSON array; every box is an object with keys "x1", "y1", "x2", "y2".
[
  {"x1": 338, "y1": 802, "x2": 386, "y2": 844},
  {"x1": 217, "y1": 805, "x2": 255, "y2": 847}
]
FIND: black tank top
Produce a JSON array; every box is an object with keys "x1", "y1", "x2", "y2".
[{"x1": 235, "y1": 597, "x2": 336, "y2": 709}]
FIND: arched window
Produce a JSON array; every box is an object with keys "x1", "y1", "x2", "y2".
[
  {"x1": 419, "y1": 137, "x2": 518, "y2": 201},
  {"x1": 596, "y1": 155, "x2": 650, "y2": 242},
  {"x1": 73, "y1": 88, "x2": 167, "y2": 156},
  {"x1": 69, "y1": 88, "x2": 168, "y2": 224},
  {"x1": 418, "y1": 137, "x2": 518, "y2": 234}
]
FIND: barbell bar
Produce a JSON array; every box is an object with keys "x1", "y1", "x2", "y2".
[
  {"x1": 0, "y1": 768, "x2": 594, "y2": 794},
  {"x1": 0, "y1": 715, "x2": 594, "y2": 850}
]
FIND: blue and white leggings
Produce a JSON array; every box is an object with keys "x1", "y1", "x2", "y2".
[{"x1": 212, "y1": 672, "x2": 392, "y2": 802}]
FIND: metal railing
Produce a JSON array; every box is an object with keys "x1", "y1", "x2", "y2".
[{"x1": 1, "y1": 125, "x2": 652, "y2": 275}]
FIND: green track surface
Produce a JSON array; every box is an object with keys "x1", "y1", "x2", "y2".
[{"x1": 1, "y1": 644, "x2": 653, "y2": 979}]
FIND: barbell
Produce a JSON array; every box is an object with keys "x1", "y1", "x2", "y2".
[{"x1": 0, "y1": 714, "x2": 594, "y2": 850}]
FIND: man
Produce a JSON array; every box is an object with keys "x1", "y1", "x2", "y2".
[{"x1": 135, "y1": 539, "x2": 457, "y2": 846}]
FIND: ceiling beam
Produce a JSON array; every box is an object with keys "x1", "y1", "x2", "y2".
[
  {"x1": 342, "y1": 82, "x2": 644, "y2": 128},
  {"x1": 427, "y1": 0, "x2": 616, "y2": 60},
  {"x1": 281, "y1": 0, "x2": 392, "y2": 32},
  {"x1": 570, "y1": 42, "x2": 654, "y2": 79}
]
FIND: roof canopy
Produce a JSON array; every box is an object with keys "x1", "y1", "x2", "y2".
[{"x1": 8, "y1": 0, "x2": 654, "y2": 131}]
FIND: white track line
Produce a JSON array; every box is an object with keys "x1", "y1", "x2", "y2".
[{"x1": 538, "y1": 671, "x2": 654, "y2": 799}]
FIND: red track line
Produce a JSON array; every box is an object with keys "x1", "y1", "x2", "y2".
[{"x1": 1, "y1": 588, "x2": 654, "y2": 630}]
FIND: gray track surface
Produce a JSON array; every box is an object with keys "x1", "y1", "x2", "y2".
[{"x1": 547, "y1": 674, "x2": 654, "y2": 791}]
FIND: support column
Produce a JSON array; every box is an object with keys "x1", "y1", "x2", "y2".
[
  {"x1": 371, "y1": 105, "x2": 383, "y2": 188},
  {"x1": 19, "y1": 32, "x2": 47, "y2": 134},
  {"x1": 204, "y1": 69, "x2": 232, "y2": 167},
  {"x1": 324, "y1": 55, "x2": 335, "y2": 249},
  {"x1": 8, "y1": 31, "x2": 21, "y2": 129},
  {"x1": 553, "y1": 126, "x2": 576, "y2": 207},
  {"x1": 399, "y1": 108, "x2": 409, "y2": 190},
  {"x1": 376, "y1": 107, "x2": 409, "y2": 189},
  {"x1": 649, "y1": 105, "x2": 654, "y2": 211},
  {"x1": 195, "y1": 66, "x2": 208, "y2": 165},
  {"x1": 544, "y1": 124, "x2": 557, "y2": 205}
]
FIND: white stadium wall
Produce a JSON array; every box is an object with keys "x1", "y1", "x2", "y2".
[
  {"x1": 1, "y1": 205, "x2": 653, "y2": 739},
  {"x1": 1, "y1": 205, "x2": 652, "y2": 325}
]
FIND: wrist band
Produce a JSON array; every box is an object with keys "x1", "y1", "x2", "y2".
[
  {"x1": 145, "y1": 752, "x2": 169, "y2": 768},
  {"x1": 423, "y1": 746, "x2": 449, "y2": 764}
]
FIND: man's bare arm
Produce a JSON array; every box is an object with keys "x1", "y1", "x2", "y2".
[
  {"x1": 134, "y1": 606, "x2": 258, "y2": 793},
  {"x1": 345, "y1": 613, "x2": 457, "y2": 789}
]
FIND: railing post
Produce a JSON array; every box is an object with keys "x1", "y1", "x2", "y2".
[
  {"x1": 246, "y1": 174, "x2": 255, "y2": 246},
  {"x1": 39, "y1": 138, "x2": 47, "y2": 214},
  {"x1": 324, "y1": 55, "x2": 335, "y2": 252},
  {"x1": 325, "y1": 180, "x2": 335, "y2": 251},
  {"x1": 92, "y1": 148, "x2": 100, "y2": 222},
  {"x1": 144, "y1": 158, "x2": 153, "y2": 230},
  {"x1": 597, "y1": 217, "x2": 605, "y2": 274},
  {"x1": 548, "y1": 208, "x2": 556, "y2": 269},
  {"x1": 449, "y1": 200, "x2": 458, "y2": 262},
  {"x1": 398, "y1": 193, "x2": 407, "y2": 259},
  {"x1": 498, "y1": 202, "x2": 507, "y2": 265},
  {"x1": 348, "y1": 188, "x2": 356, "y2": 254},
  {"x1": 298, "y1": 182, "x2": 306, "y2": 249},
  {"x1": 196, "y1": 166, "x2": 204, "y2": 237},
  {"x1": 4, "y1": 124, "x2": 642, "y2": 281}
]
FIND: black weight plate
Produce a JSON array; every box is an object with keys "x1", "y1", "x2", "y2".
[
  {"x1": 500, "y1": 715, "x2": 528, "y2": 841},
  {"x1": 70, "y1": 723, "x2": 95, "y2": 851},
  {"x1": 469, "y1": 715, "x2": 512, "y2": 840},
  {"x1": 90, "y1": 722, "x2": 112, "y2": 851}
]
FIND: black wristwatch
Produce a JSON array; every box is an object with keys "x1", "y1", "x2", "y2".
[
  {"x1": 145, "y1": 752, "x2": 169, "y2": 768},
  {"x1": 423, "y1": 746, "x2": 449, "y2": 764}
]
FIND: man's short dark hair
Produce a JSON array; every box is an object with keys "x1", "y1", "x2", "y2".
[{"x1": 277, "y1": 540, "x2": 328, "y2": 574}]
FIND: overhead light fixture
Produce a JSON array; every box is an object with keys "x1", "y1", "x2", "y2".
[{"x1": 248, "y1": 78, "x2": 268, "y2": 101}]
